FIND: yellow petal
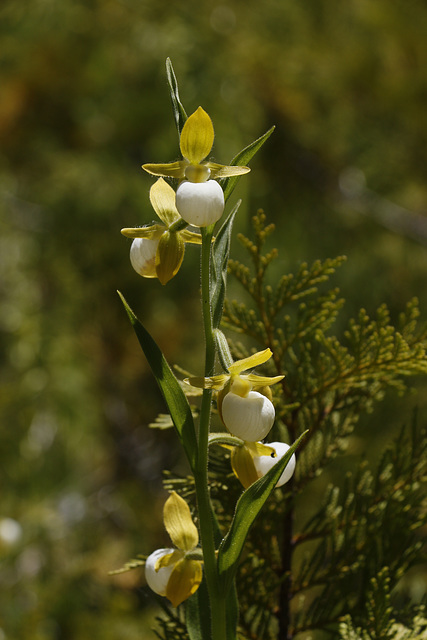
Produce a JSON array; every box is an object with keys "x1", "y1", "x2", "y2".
[
  {"x1": 155, "y1": 231, "x2": 185, "y2": 285},
  {"x1": 180, "y1": 229, "x2": 203, "y2": 245},
  {"x1": 205, "y1": 162, "x2": 251, "y2": 178},
  {"x1": 155, "y1": 549, "x2": 184, "y2": 571},
  {"x1": 180, "y1": 107, "x2": 214, "y2": 164},
  {"x1": 121, "y1": 224, "x2": 164, "y2": 239},
  {"x1": 228, "y1": 349, "x2": 273, "y2": 375},
  {"x1": 231, "y1": 445, "x2": 259, "y2": 489},
  {"x1": 244, "y1": 373, "x2": 285, "y2": 388},
  {"x1": 246, "y1": 441, "x2": 276, "y2": 457},
  {"x1": 142, "y1": 160, "x2": 187, "y2": 179},
  {"x1": 163, "y1": 492, "x2": 199, "y2": 551},
  {"x1": 165, "y1": 558, "x2": 203, "y2": 607},
  {"x1": 150, "y1": 178, "x2": 180, "y2": 226},
  {"x1": 184, "y1": 374, "x2": 229, "y2": 390}
]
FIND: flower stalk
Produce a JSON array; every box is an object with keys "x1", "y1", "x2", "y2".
[{"x1": 193, "y1": 225, "x2": 228, "y2": 640}]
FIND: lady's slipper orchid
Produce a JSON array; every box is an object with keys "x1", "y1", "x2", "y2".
[
  {"x1": 231, "y1": 441, "x2": 296, "y2": 489},
  {"x1": 121, "y1": 178, "x2": 202, "y2": 284},
  {"x1": 145, "y1": 491, "x2": 203, "y2": 607},
  {"x1": 142, "y1": 107, "x2": 250, "y2": 227},
  {"x1": 185, "y1": 348, "x2": 284, "y2": 441}
]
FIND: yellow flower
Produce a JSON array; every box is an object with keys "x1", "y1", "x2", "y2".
[
  {"x1": 142, "y1": 107, "x2": 250, "y2": 227},
  {"x1": 142, "y1": 107, "x2": 250, "y2": 183},
  {"x1": 121, "y1": 178, "x2": 202, "y2": 284},
  {"x1": 231, "y1": 441, "x2": 296, "y2": 489},
  {"x1": 145, "y1": 492, "x2": 203, "y2": 607},
  {"x1": 185, "y1": 348, "x2": 284, "y2": 441}
]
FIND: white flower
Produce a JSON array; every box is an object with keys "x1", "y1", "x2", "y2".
[
  {"x1": 176, "y1": 179, "x2": 225, "y2": 227},
  {"x1": 185, "y1": 348, "x2": 284, "y2": 442},
  {"x1": 122, "y1": 178, "x2": 203, "y2": 284},
  {"x1": 129, "y1": 237, "x2": 159, "y2": 278},
  {"x1": 221, "y1": 387, "x2": 275, "y2": 441},
  {"x1": 145, "y1": 548, "x2": 177, "y2": 596},
  {"x1": 230, "y1": 441, "x2": 296, "y2": 489},
  {"x1": 253, "y1": 441, "x2": 296, "y2": 487},
  {"x1": 143, "y1": 492, "x2": 203, "y2": 607}
]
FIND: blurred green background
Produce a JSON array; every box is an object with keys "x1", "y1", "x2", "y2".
[{"x1": 1, "y1": 0, "x2": 427, "y2": 637}]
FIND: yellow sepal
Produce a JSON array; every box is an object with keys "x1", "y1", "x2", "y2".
[
  {"x1": 150, "y1": 178, "x2": 180, "y2": 226},
  {"x1": 142, "y1": 160, "x2": 187, "y2": 179},
  {"x1": 180, "y1": 229, "x2": 203, "y2": 245},
  {"x1": 231, "y1": 445, "x2": 259, "y2": 489},
  {"x1": 180, "y1": 107, "x2": 214, "y2": 165},
  {"x1": 155, "y1": 231, "x2": 185, "y2": 285},
  {"x1": 163, "y1": 492, "x2": 199, "y2": 552},
  {"x1": 121, "y1": 224, "x2": 164, "y2": 239},
  {"x1": 184, "y1": 374, "x2": 229, "y2": 390},
  {"x1": 205, "y1": 161, "x2": 251, "y2": 179},
  {"x1": 154, "y1": 549, "x2": 184, "y2": 571},
  {"x1": 244, "y1": 373, "x2": 285, "y2": 388},
  {"x1": 228, "y1": 348, "x2": 273, "y2": 375},
  {"x1": 165, "y1": 558, "x2": 203, "y2": 607}
]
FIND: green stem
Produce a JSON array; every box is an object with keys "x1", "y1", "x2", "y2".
[{"x1": 193, "y1": 225, "x2": 228, "y2": 640}]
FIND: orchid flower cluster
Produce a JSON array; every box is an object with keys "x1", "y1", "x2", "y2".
[
  {"x1": 186, "y1": 348, "x2": 296, "y2": 489},
  {"x1": 121, "y1": 106, "x2": 249, "y2": 283},
  {"x1": 119, "y1": 63, "x2": 304, "y2": 640}
]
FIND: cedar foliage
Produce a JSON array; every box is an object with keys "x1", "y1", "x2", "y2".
[{"x1": 149, "y1": 211, "x2": 427, "y2": 639}]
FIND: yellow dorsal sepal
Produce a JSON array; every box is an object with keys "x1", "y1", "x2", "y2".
[
  {"x1": 180, "y1": 107, "x2": 214, "y2": 165},
  {"x1": 149, "y1": 178, "x2": 180, "y2": 227},
  {"x1": 228, "y1": 349, "x2": 273, "y2": 375},
  {"x1": 163, "y1": 492, "x2": 199, "y2": 552}
]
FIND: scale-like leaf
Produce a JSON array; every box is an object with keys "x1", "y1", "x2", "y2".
[
  {"x1": 118, "y1": 292, "x2": 197, "y2": 470},
  {"x1": 217, "y1": 431, "x2": 308, "y2": 591},
  {"x1": 222, "y1": 126, "x2": 275, "y2": 202}
]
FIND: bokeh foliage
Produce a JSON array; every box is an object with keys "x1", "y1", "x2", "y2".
[{"x1": 1, "y1": 0, "x2": 427, "y2": 637}]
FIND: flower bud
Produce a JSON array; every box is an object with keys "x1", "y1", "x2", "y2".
[
  {"x1": 221, "y1": 389, "x2": 275, "y2": 441},
  {"x1": 145, "y1": 548, "x2": 177, "y2": 597},
  {"x1": 253, "y1": 441, "x2": 296, "y2": 487},
  {"x1": 130, "y1": 237, "x2": 159, "y2": 278},
  {"x1": 176, "y1": 179, "x2": 224, "y2": 227}
]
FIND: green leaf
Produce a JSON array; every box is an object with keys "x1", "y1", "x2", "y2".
[
  {"x1": 213, "y1": 329, "x2": 233, "y2": 371},
  {"x1": 211, "y1": 202, "x2": 240, "y2": 329},
  {"x1": 166, "y1": 57, "x2": 187, "y2": 138},
  {"x1": 222, "y1": 126, "x2": 275, "y2": 202},
  {"x1": 118, "y1": 292, "x2": 197, "y2": 470},
  {"x1": 217, "y1": 430, "x2": 308, "y2": 592}
]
